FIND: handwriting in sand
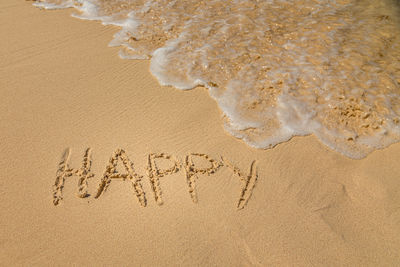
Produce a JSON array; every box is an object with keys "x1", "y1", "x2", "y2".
[{"x1": 53, "y1": 148, "x2": 258, "y2": 210}]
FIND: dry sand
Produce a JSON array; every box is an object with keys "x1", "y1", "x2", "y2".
[{"x1": 1, "y1": 1, "x2": 400, "y2": 266}]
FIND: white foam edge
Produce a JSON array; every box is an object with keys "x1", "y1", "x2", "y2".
[
  {"x1": 224, "y1": 123, "x2": 301, "y2": 150},
  {"x1": 66, "y1": 1, "x2": 143, "y2": 59},
  {"x1": 149, "y1": 37, "x2": 312, "y2": 149},
  {"x1": 32, "y1": 0, "x2": 400, "y2": 159},
  {"x1": 33, "y1": 0, "x2": 75, "y2": 9},
  {"x1": 215, "y1": 84, "x2": 324, "y2": 150},
  {"x1": 107, "y1": 13, "x2": 141, "y2": 50},
  {"x1": 150, "y1": 42, "x2": 205, "y2": 90},
  {"x1": 118, "y1": 48, "x2": 149, "y2": 60}
]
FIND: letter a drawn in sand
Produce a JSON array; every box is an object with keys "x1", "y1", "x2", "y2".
[
  {"x1": 222, "y1": 158, "x2": 258, "y2": 210},
  {"x1": 53, "y1": 148, "x2": 94, "y2": 206},
  {"x1": 95, "y1": 149, "x2": 146, "y2": 206},
  {"x1": 147, "y1": 153, "x2": 180, "y2": 205}
]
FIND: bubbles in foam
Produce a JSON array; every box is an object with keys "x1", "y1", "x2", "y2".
[
  {"x1": 33, "y1": 0, "x2": 75, "y2": 9},
  {"x1": 33, "y1": 0, "x2": 400, "y2": 158}
]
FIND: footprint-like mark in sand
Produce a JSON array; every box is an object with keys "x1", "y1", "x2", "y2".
[{"x1": 53, "y1": 148, "x2": 94, "y2": 206}]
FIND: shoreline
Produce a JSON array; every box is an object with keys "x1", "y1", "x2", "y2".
[
  {"x1": 29, "y1": 0, "x2": 400, "y2": 160},
  {"x1": 1, "y1": 1, "x2": 400, "y2": 265}
]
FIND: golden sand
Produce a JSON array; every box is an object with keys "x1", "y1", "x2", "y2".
[{"x1": 1, "y1": 1, "x2": 400, "y2": 265}]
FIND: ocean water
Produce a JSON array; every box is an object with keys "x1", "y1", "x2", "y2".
[{"x1": 33, "y1": 0, "x2": 400, "y2": 158}]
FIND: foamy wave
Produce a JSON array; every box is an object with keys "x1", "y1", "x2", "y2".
[
  {"x1": 33, "y1": 0, "x2": 400, "y2": 158},
  {"x1": 33, "y1": 0, "x2": 75, "y2": 9}
]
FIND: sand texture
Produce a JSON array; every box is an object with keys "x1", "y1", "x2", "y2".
[{"x1": 1, "y1": 1, "x2": 400, "y2": 266}]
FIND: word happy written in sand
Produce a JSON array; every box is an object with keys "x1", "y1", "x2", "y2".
[{"x1": 53, "y1": 148, "x2": 258, "y2": 209}]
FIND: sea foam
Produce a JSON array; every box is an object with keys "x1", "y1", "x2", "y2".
[{"x1": 33, "y1": 0, "x2": 400, "y2": 158}]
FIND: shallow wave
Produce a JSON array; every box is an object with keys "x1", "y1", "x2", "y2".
[{"x1": 33, "y1": 0, "x2": 400, "y2": 158}]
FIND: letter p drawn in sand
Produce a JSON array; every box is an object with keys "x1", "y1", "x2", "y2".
[{"x1": 53, "y1": 148, "x2": 259, "y2": 210}]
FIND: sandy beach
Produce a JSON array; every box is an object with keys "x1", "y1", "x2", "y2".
[{"x1": 1, "y1": 1, "x2": 400, "y2": 265}]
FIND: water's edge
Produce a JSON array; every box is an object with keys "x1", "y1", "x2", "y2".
[{"x1": 32, "y1": 0, "x2": 400, "y2": 159}]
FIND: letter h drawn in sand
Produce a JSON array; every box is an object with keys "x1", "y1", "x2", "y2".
[
  {"x1": 95, "y1": 149, "x2": 146, "y2": 207},
  {"x1": 53, "y1": 148, "x2": 258, "y2": 209},
  {"x1": 53, "y1": 148, "x2": 94, "y2": 206},
  {"x1": 146, "y1": 153, "x2": 180, "y2": 205}
]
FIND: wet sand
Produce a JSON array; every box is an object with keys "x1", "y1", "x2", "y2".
[{"x1": 1, "y1": 1, "x2": 400, "y2": 266}]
